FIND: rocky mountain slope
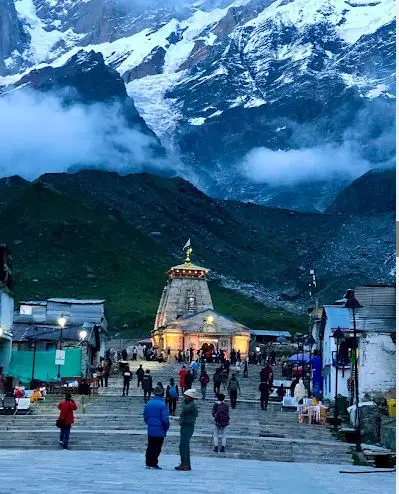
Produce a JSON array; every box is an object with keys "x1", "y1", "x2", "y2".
[
  {"x1": 326, "y1": 167, "x2": 395, "y2": 215},
  {"x1": 0, "y1": 169, "x2": 394, "y2": 335},
  {"x1": 0, "y1": 0, "x2": 395, "y2": 210}
]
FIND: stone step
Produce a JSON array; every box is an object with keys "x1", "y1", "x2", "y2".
[{"x1": 0, "y1": 431, "x2": 351, "y2": 463}]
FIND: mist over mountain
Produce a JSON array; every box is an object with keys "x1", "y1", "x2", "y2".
[{"x1": 0, "y1": 0, "x2": 395, "y2": 211}]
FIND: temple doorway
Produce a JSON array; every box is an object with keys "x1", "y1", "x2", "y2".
[{"x1": 201, "y1": 342, "x2": 214, "y2": 354}]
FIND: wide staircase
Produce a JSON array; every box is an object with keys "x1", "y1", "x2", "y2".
[{"x1": 0, "y1": 361, "x2": 352, "y2": 463}]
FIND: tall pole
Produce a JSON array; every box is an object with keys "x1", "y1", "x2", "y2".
[
  {"x1": 333, "y1": 343, "x2": 339, "y2": 432},
  {"x1": 353, "y1": 307, "x2": 361, "y2": 452},
  {"x1": 57, "y1": 325, "x2": 63, "y2": 379},
  {"x1": 31, "y1": 340, "x2": 37, "y2": 384}
]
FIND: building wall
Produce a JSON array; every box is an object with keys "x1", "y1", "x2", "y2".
[
  {"x1": 0, "y1": 291, "x2": 14, "y2": 332},
  {"x1": 0, "y1": 290, "x2": 14, "y2": 373},
  {"x1": 359, "y1": 332, "x2": 396, "y2": 399}
]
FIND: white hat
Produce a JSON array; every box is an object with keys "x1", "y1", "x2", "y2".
[{"x1": 183, "y1": 388, "x2": 199, "y2": 399}]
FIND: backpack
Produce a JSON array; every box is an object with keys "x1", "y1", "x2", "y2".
[
  {"x1": 214, "y1": 402, "x2": 230, "y2": 427},
  {"x1": 229, "y1": 378, "x2": 239, "y2": 391},
  {"x1": 200, "y1": 374, "x2": 209, "y2": 386},
  {"x1": 214, "y1": 373, "x2": 222, "y2": 385},
  {"x1": 169, "y1": 385, "x2": 178, "y2": 398}
]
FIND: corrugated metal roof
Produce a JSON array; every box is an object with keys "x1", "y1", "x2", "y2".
[
  {"x1": 11, "y1": 324, "x2": 93, "y2": 342},
  {"x1": 48, "y1": 298, "x2": 105, "y2": 304},
  {"x1": 324, "y1": 306, "x2": 351, "y2": 330},
  {"x1": 251, "y1": 330, "x2": 291, "y2": 337},
  {"x1": 355, "y1": 286, "x2": 395, "y2": 307}
]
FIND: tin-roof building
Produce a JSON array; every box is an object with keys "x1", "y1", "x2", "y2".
[
  {"x1": 319, "y1": 285, "x2": 395, "y2": 401},
  {"x1": 9, "y1": 298, "x2": 107, "y2": 383}
]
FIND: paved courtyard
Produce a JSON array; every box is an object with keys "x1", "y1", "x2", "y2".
[{"x1": 0, "y1": 450, "x2": 395, "y2": 494}]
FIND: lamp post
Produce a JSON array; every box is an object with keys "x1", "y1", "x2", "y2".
[
  {"x1": 57, "y1": 315, "x2": 67, "y2": 379},
  {"x1": 343, "y1": 289, "x2": 363, "y2": 452},
  {"x1": 307, "y1": 334, "x2": 316, "y2": 397},
  {"x1": 332, "y1": 327, "x2": 344, "y2": 432}
]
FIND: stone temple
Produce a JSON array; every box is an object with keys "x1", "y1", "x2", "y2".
[{"x1": 152, "y1": 242, "x2": 250, "y2": 357}]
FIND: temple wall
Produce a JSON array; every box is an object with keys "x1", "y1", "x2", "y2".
[{"x1": 161, "y1": 278, "x2": 213, "y2": 327}]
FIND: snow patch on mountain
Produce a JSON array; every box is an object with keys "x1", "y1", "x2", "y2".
[
  {"x1": 245, "y1": 0, "x2": 395, "y2": 44},
  {"x1": 15, "y1": 0, "x2": 84, "y2": 64}
]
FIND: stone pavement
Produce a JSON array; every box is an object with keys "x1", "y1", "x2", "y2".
[
  {"x1": 0, "y1": 361, "x2": 352, "y2": 463},
  {"x1": 0, "y1": 450, "x2": 395, "y2": 494}
]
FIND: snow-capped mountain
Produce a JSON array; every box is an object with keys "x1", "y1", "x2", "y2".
[{"x1": 0, "y1": 0, "x2": 395, "y2": 210}]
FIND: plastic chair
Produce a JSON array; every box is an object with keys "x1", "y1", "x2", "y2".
[
  {"x1": 3, "y1": 396, "x2": 17, "y2": 415},
  {"x1": 15, "y1": 398, "x2": 31, "y2": 415},
  {"x1": 297, "y1": 405, "x2": 310, "y2": 423}
]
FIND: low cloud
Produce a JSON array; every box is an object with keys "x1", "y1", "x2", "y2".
[
  {"x1": 0, "y1": 89, "x2": 170, "y2": 180},
  {"x1": 240, "y1": 143, "x2": 370, "y2": 186}
]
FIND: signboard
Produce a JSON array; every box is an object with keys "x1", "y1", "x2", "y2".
[
  {"x1": 219, "y1": 339, "x2": 229, "y2": 349},
  {"x1": 55, "y1": 350, "x2": 66, "y2": 366}
]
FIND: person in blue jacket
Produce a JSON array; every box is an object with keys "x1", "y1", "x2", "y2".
[{"x1": 143, "y1": 385, "x2": 170, "y2": 469}]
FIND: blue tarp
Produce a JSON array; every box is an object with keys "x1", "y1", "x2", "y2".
[{"x1": 288, "y1": 353, "x2": 310, "y2": 363}]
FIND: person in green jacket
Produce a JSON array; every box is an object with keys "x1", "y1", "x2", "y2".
[
  {"x1": 227, "y1": 373, "x2": 240, "y2": 409},
  {"x1": 175, "y1": 388, "x2": 199, "y2": 471}
]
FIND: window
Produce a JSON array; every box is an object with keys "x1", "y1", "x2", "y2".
[
  {"x1": 186, "y1": 291, "x2": 196, "y2": 312},
  {"x1": 20, "y1": 305, "x2": 32, "y2": 315}
]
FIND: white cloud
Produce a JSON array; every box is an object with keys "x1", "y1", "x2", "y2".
[
  {"x1": 0, "y1": 89, "x2": 170, "y2": 179},
  {"x1": 240, "y1": 143, "x2": 370, "y2": 186}
]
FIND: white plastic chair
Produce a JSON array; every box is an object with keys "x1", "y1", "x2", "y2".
[{"x1": 15, "y1": 398, "x2": 31, "y2": 415}]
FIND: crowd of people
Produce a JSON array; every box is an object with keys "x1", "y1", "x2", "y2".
[{"x1": 52, "y1": 344, "x2": 313, "y2": 465}]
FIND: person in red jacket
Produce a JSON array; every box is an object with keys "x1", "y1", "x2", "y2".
[
  {"x1": 58, "y1": 393, "x2": 77, "y2": 449},
  {"x1": 179, "y1": 365, "x2": 188, "y2": 396}
]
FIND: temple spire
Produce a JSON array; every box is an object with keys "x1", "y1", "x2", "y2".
[{"x1": 183, "y1": 239, "x2": 192, "y2": 264}]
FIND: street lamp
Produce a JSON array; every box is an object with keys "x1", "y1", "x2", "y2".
[
  {"x1": 79, "y1": 330, "x2": 88, "y2": 340},
  {"x1": 343, "y1": 289, "x2": 363, "y2": 452},
  {"x1": 57, "y1": 315, "x2": 67, "y2": 379},
  {"x1": 332, "y1": 327, "x2": 345, "y2": 431}
]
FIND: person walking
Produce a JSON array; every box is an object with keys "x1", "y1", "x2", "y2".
[
  {"x1": 227, "y1": 373, "x2": 240, "y2": 409},
  {"x1": 294, "y1": 378, "x2": 307, "y2": 405},
  {"x1": 142, "y1": 370, "x2": 153, "y2": 403},
  {"x1": 184, "y1": 369, "x2": 194, "y2": 391},
  {"x1": 213, "y1": 368, "x2": 222, "y2": 396},
  {"x1": 167, "y1": 348, "x2": 171, "y2": 363},
  {"x1": 57, "y1": 393, "x2": 77, "y2": 449},
  {"x1": 136, "y1": 364, "x2": 145, "y2": 388},
  {"x1": 290, "y1": 376, "x2": 300, "y2": 397},
  {"x1": 166, "y1": 378, "x2": 179, "y2": 415},
  {"x1": 277, "y1": 383, "x2": 286, "y2": 402},
  {"x1": 78, "y1": 378, "x2": 91, "y2": 414},
  {"x1": 103, "y1": 361, "x2": 111, "y2": 387},
  {"x1": 259, "y1": 379, "x2": 270, "y2": 411},
  {"x1": 199, "y1": 369, "x2": 209, "y2": 399},
  {"x1": 260, "y1": 364, "x2": 273, "y2": 387},
  {"x1": 132, "y1": 346, "x2": 138, "y2": 361},
  {"x1": 179, "y1": 365, "x2": 188, "y2": 395},
  {"x1": 143, "y1": 386, "x2": 170, "y2": 469},
  {"x1": 175, "y1": 389, "x2": 199, "y2": 471},
  {"x1": 122, "y1": 366, "x2": 133, "y2": 396},
  {"x1": 96, "y1": 363, "x2": 104, "y2": 387},
  {"x1": 212, "y1": 393, "x2": 230, "y2": 452},
  {"x1": 243, "y1": 359, "x2": 248, "y2": 378}
]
